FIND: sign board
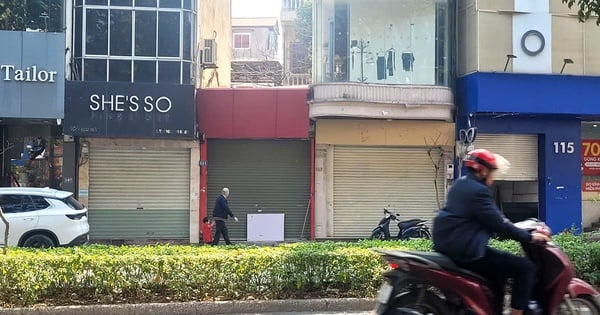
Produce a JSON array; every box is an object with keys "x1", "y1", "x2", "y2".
[
  {"x1": 583, "y1": 181, "x2": 600, "y2": 192},
  {"x1": 65, "y1": 81, "x2": 196, "y2": 139},
  {"x1": 0, "y1": 31, "x2": 65, "y2": 119},
  {"x1": 582, "y1": 139, "x2": 600, "y2": 175}
]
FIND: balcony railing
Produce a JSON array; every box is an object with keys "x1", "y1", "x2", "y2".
[{"x1": 308, "y1": 82, "x2": 454, "y2": 121}]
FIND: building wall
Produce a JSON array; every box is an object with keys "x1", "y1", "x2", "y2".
[
  {"x1": 458, "y1": 0, "x2": 600, "y2": 75},
  {"x1": 315, "y1": 119, "x2": 455, "y2": 146},
  {"x1": 232, "y1": 25, "x2": 279, "y2": 61},
  {"x1": 199, "y1": 0, "x2": 232, "y2": 88}
]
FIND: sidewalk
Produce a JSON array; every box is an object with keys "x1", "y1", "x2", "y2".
[{"x1": 0, "y1": 298, "x2": 377, "y2": 315}]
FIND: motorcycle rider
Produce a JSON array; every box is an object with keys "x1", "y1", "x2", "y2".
[{"x1": 433, "y1": 149, "x2": 550, "y2": 315}]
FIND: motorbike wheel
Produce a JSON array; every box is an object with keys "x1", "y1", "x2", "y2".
[
  {"x1": 557, "y1": 296, "x2": 600, "y2": 315},
  {"x1": 370, "y1": 230, "x2": 386, "y2": 240},
  {"x1": 384, "y1": 290, "x2": 448, "y2": 315}
]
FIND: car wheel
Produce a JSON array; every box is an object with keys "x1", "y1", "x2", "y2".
[{"x1": 22, "y1": 234, "x2": 56, "y2": 248}]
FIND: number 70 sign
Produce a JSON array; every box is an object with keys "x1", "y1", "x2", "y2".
[{"x1": 582, "y1": 140, "x2": 600, "y2": 176}]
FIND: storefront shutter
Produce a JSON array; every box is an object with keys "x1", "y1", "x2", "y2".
[
  {"x1": 332, "y1": 146, "x2": 444, "y2": 238},
  {"x1": 88, "y1": 147, "x2": 190, "y2": 241},
  {"x1": 474, "y1": 134, "x2": 538, "y2": 181},
  {"x1": 207, "y1": 139, "x2": 311, "y2": 241}
]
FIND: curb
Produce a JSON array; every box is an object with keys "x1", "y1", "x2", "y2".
[{"x1": 0, "y1": 298, "x2": 377, "y2": 315}]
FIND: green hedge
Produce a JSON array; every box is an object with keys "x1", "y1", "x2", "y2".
[{"x1": 0, "y1": 234, "x2": 598, "y2": 307}]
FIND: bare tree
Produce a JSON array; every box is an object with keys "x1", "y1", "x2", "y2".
[{"x1": 425, "y1": 134, "x2": 453, "y2": 209}]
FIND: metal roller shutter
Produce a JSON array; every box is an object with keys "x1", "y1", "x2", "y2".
[
  {"x1": 474, "y1": 134, "x2": 538, "y2": 181},
  {"x1": 207, "y1": 139, "x2": 311, "y2": 241},
  {"x1": 88, "y1": 147, "x2": 190, "y2": 241},
  {"x1": 332, "y1": 146, "x2": 444, "y2": 238}
]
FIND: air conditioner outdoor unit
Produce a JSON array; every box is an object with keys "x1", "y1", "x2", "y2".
[{"x1": 201, "y1": 39, "x2": 217, "y2": 65}]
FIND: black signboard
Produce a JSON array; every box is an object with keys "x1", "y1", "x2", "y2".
[{"x1": 65, "y1": 81, "x2": 196, "y2": 139}]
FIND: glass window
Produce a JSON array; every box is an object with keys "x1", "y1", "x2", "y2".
[
  {"x1": 158, "y1": 11, "x2": 180, "y2": 57},
  {"x1": 134, "y1": 60, "x2": 156, "y2": 82},
  {"x1": 75, "y1": 7, "x2": 83, "y2": 58},
  {"x1": 135, "y1": 10, "x2": 157, "y2": 56},
  {"x1": 86, "y1": 9, "x2": 109, "y2": 55},
  {"x1": 234, "y1": 33, "x2": 250, "y2": 49},
  {"x1": 0, "y1": 0, "x2": 63, "y2": 32},
  {"x1": 182, "y1": 61, "x2": 191, "y2": 84},
  {"x1": 158, "y1": 61, "x2": 180, "y2": 83},
  {"x1": 159, "y1": 0, "x2": 181, "y2": 8},
  {"x1": 313, "y1": 0, "x2": 453, "y2": 86},
  {"x1": 110, "y1": 10, "x2": 132, "y2": 56},
  {"x1": 84, "y1": 59, "x2": 107, "y2": 81},
  {"x1": 31, "y1": 196, "x2": 50, "y2": 210},
  {"x1": 62, "y1": 196, "x2": 85, "y2": 210},
  {"x1": 109, "y1": 60, "x2": 132, "y2": 82},
  {"x1": 135, "y1": 0, "x2": 156, "y2": 7},
  {"x1": 0, "y1": 195, "x2": 23, "y2": 213},
  {"x1": 183, "y1": 0, "x2": 192, "y2": 10},
  {"x1": 87, "y1": 0, "x2": 108, "y2": 5},
  {"x1": 111, "y1": 0, "x2": 133, "y2": 6},
  {"x1": 183, "y1": 11, "x2": 193, "y2": 60}
]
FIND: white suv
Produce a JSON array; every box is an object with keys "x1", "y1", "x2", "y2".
[{"x1": 0, "y1": 187, "x2": 89, "y2": 247}]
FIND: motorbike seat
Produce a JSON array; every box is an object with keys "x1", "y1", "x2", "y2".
[
  {"x1": 398, "y1": 219, "x2": 426, "y2": 229},
  {"x1": 400, "y1": 251, "x2": 489, "y2": 284}
]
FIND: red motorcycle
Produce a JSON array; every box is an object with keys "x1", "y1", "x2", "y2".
[{"x1": 374, "y1": 219, "x2": 600, "y2": 315}]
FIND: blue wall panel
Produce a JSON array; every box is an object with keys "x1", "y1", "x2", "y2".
[{"x1": 458, "y1": 72, "x2": 600, "y2": 116}]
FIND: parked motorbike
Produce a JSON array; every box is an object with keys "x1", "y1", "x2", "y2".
[
  {"x1": 373, "y1": 218, "x2": 600, "y2": 315},
  {"x1": 370, "y1": 208, "x2": 431, "y2": 240}
]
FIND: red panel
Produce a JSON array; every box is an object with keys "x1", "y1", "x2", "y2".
[
  {"x1": 197, "y1": 89, "x2": 234, "y2": 138},
  {"x1": 276, "y1": 88, "x2": 310, "y2": 138},
  {"x1": 197, "y1": 87, "x2": 310, "y2": 139},
  {"x1": 233, "y1": 89, "x2": 278, "y2": 137}
]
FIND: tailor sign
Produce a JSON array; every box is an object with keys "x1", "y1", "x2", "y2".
[
  {"x1": 65, "y1": 81, "x2": 196, "y2": 139},
  {"x1": 0, "y1": 31, "x2": 65, "y2": 119}
]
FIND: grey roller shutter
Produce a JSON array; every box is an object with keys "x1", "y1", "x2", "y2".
[
  {"x1": 332, "y1": 146, "x2": 444, "y2": 238},
  {"x1": 207, "y1": 139, "x2": 311, "y2": 241},
  {"x1": 88, "y1": 147, "x2": 190, "y2": 241},
  {"x1": 475, "y1": 134, "x2": 538, "y2": 181}
]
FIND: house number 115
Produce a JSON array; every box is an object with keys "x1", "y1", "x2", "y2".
[{"x1": 553, "y1": 141, "x2": 574, "y2": 154}]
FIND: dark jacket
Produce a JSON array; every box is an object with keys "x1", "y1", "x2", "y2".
[
  {"x1": 433, "y1": 173, "x2": 532, "y2": 262},
  {"x1": 212, "y1": 194, "x2": 235, "y2": 220}
]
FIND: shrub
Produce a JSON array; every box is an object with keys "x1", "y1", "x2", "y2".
[{"x1": 0, "y1": 236, "x2": 597, "y2": 307}]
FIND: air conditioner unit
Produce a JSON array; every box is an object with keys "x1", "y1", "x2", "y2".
[{"x1": 201, "y1": 39, "x2": 217, "y2": 65}]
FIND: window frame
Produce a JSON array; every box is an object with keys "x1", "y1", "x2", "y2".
[{"x1": 233, "y1": 33, "x2": 251, "y2": 49}]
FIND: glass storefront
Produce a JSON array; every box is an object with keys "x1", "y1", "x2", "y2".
[
  {"x1": 313, "y1": 0, "x2": 454, "y2": 86},
  {"x1": 0, "y1": 125, "x2": 63, "y2": 189}
]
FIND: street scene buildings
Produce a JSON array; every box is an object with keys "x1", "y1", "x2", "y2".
[{"x1": 0, "y1": 0, "x2": 599, "y2": 244}]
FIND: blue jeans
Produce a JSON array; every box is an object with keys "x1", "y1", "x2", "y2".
[{"x1": 455, "y1": 247, "x2": 535, "y2": 311}]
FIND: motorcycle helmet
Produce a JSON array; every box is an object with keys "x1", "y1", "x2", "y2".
[{"x1": 464, "y1": 149, "x2": 498, "y2": 172}]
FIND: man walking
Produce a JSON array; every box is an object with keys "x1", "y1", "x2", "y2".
[{"x1": 211, "y1": 187, "x2": 238, "y2": 245}]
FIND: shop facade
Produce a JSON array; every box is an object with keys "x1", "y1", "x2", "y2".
[
  {"x1": 456, "y1": 0, "x2": 600, "y2": 233},
  {"x1": 309, "y1": 0, "x2": 456, "y2": 239},
  {"x1": 62, "y1": 0, "x2": 204, "y2": 244},
  {"x1": 197, "y1": 88, "x2": 311, "y2": 242},
  {"x1": 0, "y1": 29, "x2": 66, "y2": 190},
  {"x1": 64, "y1": 81, "x2": 198, "y2": 244}
]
